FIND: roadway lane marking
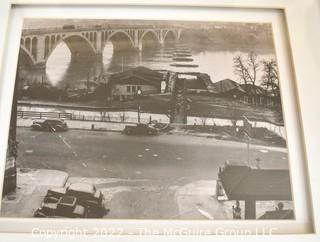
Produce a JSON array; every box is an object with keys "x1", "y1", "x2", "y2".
[
  {"x1": 25, "y1": 150, "x2": 33, "y2": 153},
  {"x1": 138, "y1": 155, "x2": 143, "y2": 158},
  {"x1": 259, "y1": 149, "x2": 269, "y2": 153},
  {"x1": 82, "y1": 162, "x2": 88, "y2": 168},
  {"x1": 176, "y1": 157, "x2": 182, "y2": 160},
  {"x1": 196, "y1": 207, "x2": 214, "y2": 220},
  {"x1": 145, "y1": 148, "x2": 150, "y2": 151},
  {"x1": 57, "y1": 134, "x2": 78, "y2": 157},
  {"x1": 153, "y1": 154, "x2": 158, "y2": 157},
  {"x1": 59, "y1": 135, "x2": 72, "y2": 149}
]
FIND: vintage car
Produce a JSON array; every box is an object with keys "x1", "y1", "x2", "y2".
[
  {"x1": 34, "y1": 195, "x2": 86, "y2": 218},
  {"x1": 31, "y1": 119, "x2": 68, "y2": 132},
  {"x1": 123, "y1": 123, "x2": 158, "y2": 135},
  {"x1": 45, "y1": 183, "x2": 105, "y2": 218}
]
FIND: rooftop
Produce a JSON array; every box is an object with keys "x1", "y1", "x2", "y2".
[
  {"x1": 68, "y1": 182, "x2": 96, "y2": 194},
  {"x1": 259, "y1": 209, "x2": 294, "y2": 219},
  {"x1": 240, "y1": 83, "x2": 266, "y2": 95},
  {"x1": 212, "y1": 79, "x2": 246, "y2": 94},
  {"x1": 109, "y1": 66, "x2": 163, "y2": 86},
  {"x1": 218, "y1": 164, "x2": 292, "y2": 201}
]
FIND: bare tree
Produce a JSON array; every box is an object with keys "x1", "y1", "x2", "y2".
[
  {"x1": 261, "y1": 59, "x2": 279, "y2": 96},
  {"x1": 233, "y1": 55, "x2": 248, "y2": 84},
  {"x1": 247, "y1": 52, "x2": 260, "y2": 87},
  {"x1": 233, "y1": 51, "x2": 260, "y2": 86}
]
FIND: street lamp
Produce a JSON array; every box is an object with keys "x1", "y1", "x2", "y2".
[{"x1": 137, "y1": 88, "x2": 142, "y2": 123}]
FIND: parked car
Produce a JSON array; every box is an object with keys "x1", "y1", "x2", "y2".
[
  {"x1": 123, "y1": 123, "x2": 158, "y2": 135},
  {"x1": 31, "y1": 119, "x2": 68, "y2": 132},
  {"x1": 45, "y1": 183, "x2": 105, "y2": 218},
  {"x1": 34, "y1": 195, "x2": 87, "y2": 218}
]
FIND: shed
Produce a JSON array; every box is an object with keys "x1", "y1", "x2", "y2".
[{"x1": 218, "y1": 163, "x2": 292, "y2": 219}]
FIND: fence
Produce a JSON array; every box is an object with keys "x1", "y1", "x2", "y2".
[
  {"x1": 17, "y1": 111, "x2": 72, "y2": 120},
  {"x1": 16, "y1": 110, "x2": 167, "y2": 124}
]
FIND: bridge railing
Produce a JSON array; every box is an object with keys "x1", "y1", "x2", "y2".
[{"x1": 21, "y1": 26, "x2": 180, "y2": 36}]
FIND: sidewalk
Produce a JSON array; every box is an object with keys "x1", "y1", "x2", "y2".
[
  {"x1": 1, "y1": 169, "x2": 293, "y2": 219},
  {"x1": 1, "y1": 168, "x2": 68, "y2": 217}
]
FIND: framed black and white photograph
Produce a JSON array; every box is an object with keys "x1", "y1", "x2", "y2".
[{"x1": 0, "y1": 0, "x2": 319, "y2": 242}]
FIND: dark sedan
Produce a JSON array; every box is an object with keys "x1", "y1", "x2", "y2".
[
  {"x1": 34, "y1": 195, "x2": 87, "y2": 218},
  {"x1": 123, "y1": 123, "x2": 158, "y2": 135},
  {"x1": 31, "y1": 119, "x2": 68, "y2": 132}
]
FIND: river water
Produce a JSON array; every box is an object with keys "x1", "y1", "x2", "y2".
[
  {"x1": 19, "y1": 40, "x2": 284, "y2": 136},
  {"x1": 20, "y1": 40, "x2": 275, "y2": 90}
]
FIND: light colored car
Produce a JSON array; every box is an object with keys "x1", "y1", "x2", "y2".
[{"x1": 45, "y1": 183, "x2": 105, "y2": 218}]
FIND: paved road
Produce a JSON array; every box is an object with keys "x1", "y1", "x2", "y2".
[
  {"x1": 4, "y1": 128, "x2": 291, "y2": 219},
  {"x1": 17, "y1": 127, "x2": 288, "y2": 179}
]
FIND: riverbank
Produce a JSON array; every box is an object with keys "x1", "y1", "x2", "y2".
[{"x1": 19, "y1": 94, "x2": 284, "y2": 125}]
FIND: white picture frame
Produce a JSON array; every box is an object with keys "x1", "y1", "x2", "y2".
[{"x1": 0, "y1": 0, "x2": 319, "y2": 241}]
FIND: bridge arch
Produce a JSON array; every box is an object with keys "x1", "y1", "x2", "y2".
[
  {"x1": 105, "y1": 30, "x2": 135, "y2": 52},
  {"x1": 139, "y1": 30, "x2": 161, "y2": 43},
  {"x1": 25, "y1": 37, "x2": 31, "y2": 51},
  {"x1": 19, "y1": 46, "x2": 36, "y2": 67},
  {"x1": 139, "y1": 30, "x2": 161, "y2": 50},
  {"x1": 163, "y1": 30, "x2": 178, "y2": 42},
  {"x1": 45, "y1": 33, "x2": 97, "y2": 63},
  {"x1": 31, "y1": 37, "x2": 38, "y2": 59}
]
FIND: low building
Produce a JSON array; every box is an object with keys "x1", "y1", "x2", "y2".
[
  {"x1": 187, "y1": 73, "x2": 216, "y2": 94},
  {"x1": 217, "y1": 163, "x2": 292, "y2": 219},
  {"x1": 240, "y1": 84, "x2": 281, "y2": 107},
  {"x1": 240, "y1": 83, "x2": 266, "y2": 105},
  {"x1": 170, "y1": 72, "x2": 216, "y2": 94},
  {"x1": 212, "y1": 79, "x2": 247, "y2": 100},
  {"x1": 108, "y1": 67, "x2": 164, "y2": 101},
  {"x1": 212, "y1": 80, "x2": 281, "y2": 108}
]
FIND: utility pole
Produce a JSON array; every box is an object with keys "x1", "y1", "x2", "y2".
[
  {"x1": 137, "y1": 88, "x2": 142, "y2": 123},
  {"x1": 86, "y1": 71, "x2": 90, "y2": 95},
  {"x1": 3, "y1": 62, "x2": 19, "y2": 195},
  {"x1": 243, "y1": 115, "x2": 252, "y2": 167}
]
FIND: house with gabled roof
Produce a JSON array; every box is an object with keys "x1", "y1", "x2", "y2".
[{"x1": 108, "y1": 66, "x2": 164, "y2": 101}]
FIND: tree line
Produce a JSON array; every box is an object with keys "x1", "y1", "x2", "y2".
[{"x1": 233, "y1": 52, "x2": 280, "y2": 97}]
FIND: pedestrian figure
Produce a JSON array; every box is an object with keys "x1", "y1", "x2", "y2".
[
  {"x1": 276, "y1": 202, "x2": 284, "y2": 211},
  {"x1": 232, "y1": 200, "x2": 241, "y2": 219},
  {"x1": 91, "y1": 124, "x2": 95, "y2": 130}
]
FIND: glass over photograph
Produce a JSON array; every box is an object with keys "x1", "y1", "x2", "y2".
[{"x1": 1, "y1": 19, "x2": 293, "y2": 220}]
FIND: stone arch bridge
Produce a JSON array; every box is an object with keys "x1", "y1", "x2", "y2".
[{"x1": 20, "y1": 26, "x2": 182, "y2": 69}]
